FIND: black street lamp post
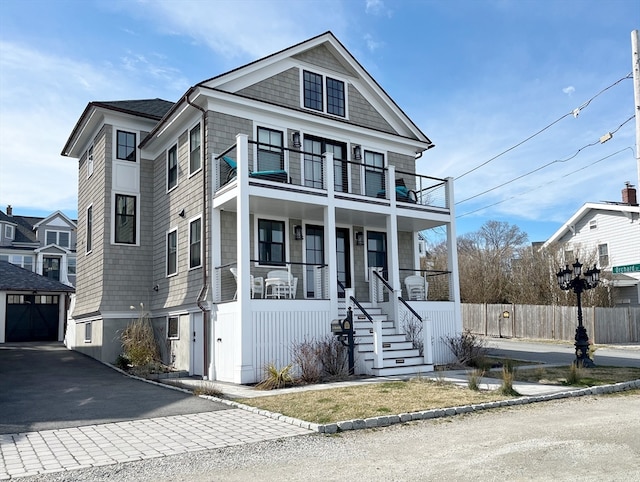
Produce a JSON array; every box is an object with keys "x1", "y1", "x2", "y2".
[{"x1": 556, "y1": 260, "x2": 600, "y2": 367}]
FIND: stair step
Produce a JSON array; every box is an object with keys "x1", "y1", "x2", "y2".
[
  {"x1": 358, "y1": 348, "x2": 421, "y2": 359},
  {"x1": 354, "y1": 333, "x2": 407, "y2": 343},
  {"x1": 357, "y1": 341, "x2": 415, "y2": 352},
  {"x1": 353, "y1": 320, "x2": 394, "y2": 330},
  {"x1": 370, "y1": 364, "x2": 434, "y2": 377}
]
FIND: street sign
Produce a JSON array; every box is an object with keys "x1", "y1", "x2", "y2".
[{"x1": 613, "y1": 264, "x2": 640, "y2": 274}]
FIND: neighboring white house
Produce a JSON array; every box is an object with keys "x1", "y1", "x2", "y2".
[
  {"x1": 543, "y1": 184, "x2": 640, "y2": 306},
  {"x1": 61, "y1": 32, "x2": 462, "y2": 384}
]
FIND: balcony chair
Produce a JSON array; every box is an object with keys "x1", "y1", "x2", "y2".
[
  {"x1": 265, "y1": 270, "x2": 298, "y2": 299},
  {"x1": 376, "y1": 178, "x2": 417, "y2": 203},
  {"x1": 221, "y1": 156, "x2": 289, "y2": 184},
  {"x1": 230, "y1": 267, "x2": 264, "y2": 299},
  {"x1": 404, "y1": 275, "x2": 428, "y2": 301}
]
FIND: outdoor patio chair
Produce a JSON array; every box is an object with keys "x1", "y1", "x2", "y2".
[
  {"x1": 221, "y1": 156, "x2": 289, "y2": 184},
  {"x1": 404, "y1": 275, "x2": 428, "y2": 301},
  {"x1": 230, "y1": 267, "x2": 264, "y2": 299}
]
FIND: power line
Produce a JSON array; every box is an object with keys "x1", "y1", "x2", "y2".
[
  {"x1": 455, "y1": 72, "x2": 633, "y2": 180},
  {"x1": 456, "y1": 115, "x2": 636, "y2": 204},
  {"x1": 456, "y1": 147, "x2": 634, "y2": 218}
]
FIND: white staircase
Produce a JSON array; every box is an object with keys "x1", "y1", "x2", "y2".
[{"x1": 339, "y1": 302, "x2": 434, "y2": 377}]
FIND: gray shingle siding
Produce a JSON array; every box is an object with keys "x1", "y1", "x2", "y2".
[
  {"x1": 237, "y1": 67, "x2": 300, "y2": 109},
  {"x1": 348, "y1": 85, "x2": 396, "y2": 134},
  {"x1": 293, "y1": 44, "x2": 351, "y2": 76}
]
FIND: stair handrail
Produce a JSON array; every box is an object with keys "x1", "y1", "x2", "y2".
[
  {"x1": 398, "y1": 296, "x2": 422, "y2": 323},
  {"x1": 348, "y1": 295, "x2": 374, "y2": 324}
]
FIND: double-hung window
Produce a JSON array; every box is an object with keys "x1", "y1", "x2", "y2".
[
  {"x1": 258, "y1": 219, "x2": 285, "y2": 265},
  {"x1": 115, "y1": 194, "x2": 136, "y2": 244},
  {"x1": 364, "y1": 151, "x2": 385, "y2": 197},
  {"x1": 167, "y1": 229, "x2": 177, "y2": 276},
  {"x1": 367, "y1": 231, "x2": 388, "y2": 277},
  {"x1": 598, "y1": 244, "x2": 609, "y2": 267},
  {"x1": 167, "y1": 144, "x2": 178, "y2": 191},
  {"x1": 86, "y1": 205, "x2": 93, "y2": 253},
  {"x1": 257, "y1": 127, "x2": 284, "y2": 171},
  {"x1": 167, "y1": 316, "x2": 179, "y2": 339},
  {"x1": 67, "y1": 257, "x2": 76, "y2": 275},
  {"x1": 189, "y1": 124, "x2": 201, "y2": 174},
  {"x1": 189, "y1": 218, "x2": 202, "y2": 269},
  {"x1": 303, "y1": 70, "x2": 345, "y2": 117},
  {"x1": 116, "y1": 130, "x2": 136, "y2": 162}
]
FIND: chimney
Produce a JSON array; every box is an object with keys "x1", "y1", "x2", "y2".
[
  {"x1": 6, "y1": 205, "x2": 12, "y2": 216},
  {"x1": 622, "y1": 182, "x2": 637, "y2": 205}
]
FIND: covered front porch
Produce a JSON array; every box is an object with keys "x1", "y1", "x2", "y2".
[{"x1": 209, "y1": 134, "x2": 462, "y2": 384}]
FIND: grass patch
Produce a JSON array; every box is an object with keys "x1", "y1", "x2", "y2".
[
  {"x1": 498, "y1": 365, "x2": 640, "y2": 387},
  {"x1": 237, "y1": 378, "x2": 515, "y2": 424}
]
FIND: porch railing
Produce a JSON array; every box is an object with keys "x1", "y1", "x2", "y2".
[{"x1": 213, "y1": 138, "x2": 449, "y2": 211}]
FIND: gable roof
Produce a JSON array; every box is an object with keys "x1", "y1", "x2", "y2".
[
  {"x1": 33, "y1": 210, "x2": 76, "y2": 229},
  {"x1": 141, "y1": 31, "x2": 433, "y2": 149},
  {"x1": 0, "y1": 261, "x2": 74, "y2": 292},
  {"x1": 62, "y1": 98, "x2": 174, "y2": 158},
  {"x1": 544, "y1": 202, "x2": 640, "y2": 246}
]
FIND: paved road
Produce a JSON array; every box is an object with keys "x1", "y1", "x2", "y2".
[
  {"x1": 485, "y1": 338, "x2": 640, "y2": 368},
  {"x1": 0, "y1": 342, "x2": 228, "y2": 434}
]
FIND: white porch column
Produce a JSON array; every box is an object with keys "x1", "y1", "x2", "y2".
[
  {"x1": 235, "y1": 133, "x2": 254, "y2": 383},
  {"x1": 446, "y1": 177, "x2": 463, "y2": 332},
  {"x1": 324, "y1": 152, "x2": 339, "y2": 318},
  {"x1": 386, "y1": 165, "x2": 401, "y2": 332}
]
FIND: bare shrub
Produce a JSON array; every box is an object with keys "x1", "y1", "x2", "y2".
[
  {"x1": 291, "y1": 338, "x2": 322, "y2": 384},
  {"x1": 121, "y1": 304, "x2": 160, "y2": 368},
  {"x1": 318, "y1": 335, "x2": 348, "y2": 379},
  {"x1": 442, "y1": 330, "x2": 488, "y2": 367},
  {"x1": 401, "y1": 311, "x2": 423, "y2": 355}
]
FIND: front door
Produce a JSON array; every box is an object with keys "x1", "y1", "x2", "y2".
[
  {"x1": 367, "y1": 231, "x2": 387, "y2": 278},
  {"x1": 305, "y1": 225, "x2": 324, "y2": 298},
  {"x1": 191, "y1": 312, "x2": 204, "y2": 376},
  {"x1": 336, "y1": 228, "x2": 351, "y2": 297},
  {"x1": 43, "y1": 257, "x2": 60, "y2": 281}
]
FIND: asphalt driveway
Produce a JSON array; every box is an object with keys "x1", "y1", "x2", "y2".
[{"x1": 0, "y1": 342, "x2": 228, "y2": 434}]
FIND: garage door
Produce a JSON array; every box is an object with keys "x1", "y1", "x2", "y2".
[{"x1": 6, "y1": 294, "x2": 60, "y2": 342}]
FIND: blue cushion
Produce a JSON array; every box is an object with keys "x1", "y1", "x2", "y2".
[{"x1": 222, "y1": 156, "x2": 237, "y2": 169}]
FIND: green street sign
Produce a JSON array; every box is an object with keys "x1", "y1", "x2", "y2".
[{"x1": 613, "y1": 264, "x2": 640, "y2": 274}]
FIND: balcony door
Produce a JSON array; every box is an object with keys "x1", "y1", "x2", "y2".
[{"x1": 303, "y1": 136, "x2": 347, "y2": 191}]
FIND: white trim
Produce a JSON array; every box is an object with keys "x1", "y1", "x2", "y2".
[
  {"x1": 166, "y1": 227, "x2": 178, "y2": 277},
  {"x1": 33, "y1": 211, "x2": 76, "y2": 229},
  {"x1": 188, "y1": 122, "x2": 203, "y2": 177},
  {"x1": 166, "y1": 143, "x2": 179, "y2": 192},
  {"x1": 167, "y1": 315, "x2": 180, "y2": 340},
  {"x1": 299, "y1": 68, "x2": 349, "y2": 119},
  {"x1": 86, "y1": 204, "x2": 93, "y2": 255},
  {"x1": 188, "y1": 215, "x2": 203, "y2": 270},
  {"x1": 87, "y1": 144, "x2": 94, "y2": 178}
]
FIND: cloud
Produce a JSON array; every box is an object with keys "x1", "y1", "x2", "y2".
[
  {"x1": 562, "y1": 85, "x2": 575, "y2": 95},
  {"x1": 365, "y1": 0, "x2": 388, "y2": 16},
  {"x1": 364, "y1": 33, "x2": 384, "y2": 52}
]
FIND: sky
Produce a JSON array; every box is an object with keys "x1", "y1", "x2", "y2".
[{"x1": 0, "y1": 0, "x2": 638, "y2": 244}]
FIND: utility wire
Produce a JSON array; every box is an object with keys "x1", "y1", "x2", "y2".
[
  {"x1": 456, "y1": 114, "x2": 636, "y2": 204},
  {"x1": 455, "y1": 72, "x2": 633, "y2": 180},
  {"x1": 456, "y1": 147, "x2": 634, "y2": 218}
]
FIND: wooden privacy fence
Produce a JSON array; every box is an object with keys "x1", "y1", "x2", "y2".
[{"x1": 463, "y1": 303, "x2": 640, "y2": 344}]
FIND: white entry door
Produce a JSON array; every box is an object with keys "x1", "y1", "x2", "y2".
[{"x1": 190, "y1": 312, "x2": 204, "y2": 376}]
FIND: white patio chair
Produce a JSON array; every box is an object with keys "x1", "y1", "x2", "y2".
[
  {"x1": 404, "y1": 275, "x2": 428, "y2": 301},
  {"x1": 230, "y1": 267, "x2": 264, "y2": 299},
  {"x1": 266, "y1": 270, "x2": 296, "y2": 299}
]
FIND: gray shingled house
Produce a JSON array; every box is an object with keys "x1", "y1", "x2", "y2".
[{"x1": 61, "y1": 32, "x2": 462, "y2": 384}]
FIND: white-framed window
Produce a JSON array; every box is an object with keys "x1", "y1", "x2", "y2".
[
  {"x1": 189, "y1": 216, "x2": 202, "y2": 269},
  {"x1": 598, "y1": 244, "x2": 609, "y2": 267},
  {"x1": 116, "y1": 130, "x2": 136, "y2": 162},
  {"x1": 167, "y1": 228, "x2": 178, "y2": 276},
  {"x1": 45, "y1": 230, "x2": 70, "y2": 248},
  {"x1": 86, "y1": 205, "x2": 93, "y2": 253},
  {"x1": 167, "y1": 144, "x2": 178, "y2": 191},
  {"x1": 0, "y1": 254, "x2": 33, "y2": 271},
  {"x1": 4, "y1": 224, "x2": 14, "y2": 240},
  {"x1": 589, "y1": 220, "x2": 597, "y2": 230},
  {"x1": 302, "y1": 70, "x2": 346, "y2": 117},
  {"x1": 84, "y1": 322, "x2": 92, "y2": 343},
  {"x1": 189, "y1": 123, "x2": 201, "y2": 175},
  {"x1": 67, "y1": 257, "x2": 76, "y2": 275},
  {"x1": 167, "y1": 316, "x2": 179, "y2": 339},
  {"x1": 87, "y1": 145, "x2": 94, "y2": 178},
  {"x1": 114, "y1": 193, "x2": 137, "y2": 245}
]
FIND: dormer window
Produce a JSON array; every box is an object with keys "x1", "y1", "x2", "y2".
[
  {"x1": 303, "y1": 70, "x2": 345, "y2": 117},
  {"x1": 46, "y1": 230, "x2": 70, "y2": 248},
  {"x1": 4, "y1": 224, "x2": 14, "y2": 240}
]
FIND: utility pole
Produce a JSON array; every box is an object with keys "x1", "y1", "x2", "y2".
[{"x1": 632, "y1": 30, "x2": 640, "y2": 189}]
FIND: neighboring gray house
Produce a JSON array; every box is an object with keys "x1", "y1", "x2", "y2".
[
  {"x1": 61, "y1": 32, "x2": 462, "y2": 384},
  {"x1": 0, "y1": 261, "x2": 74, "y2": 343},
  {"x1": 0, "y1": 207, "x2": 77, "y2": 287},
  {"x1": 543, "y1": 184, "x2": 640, "y2": 306}
]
